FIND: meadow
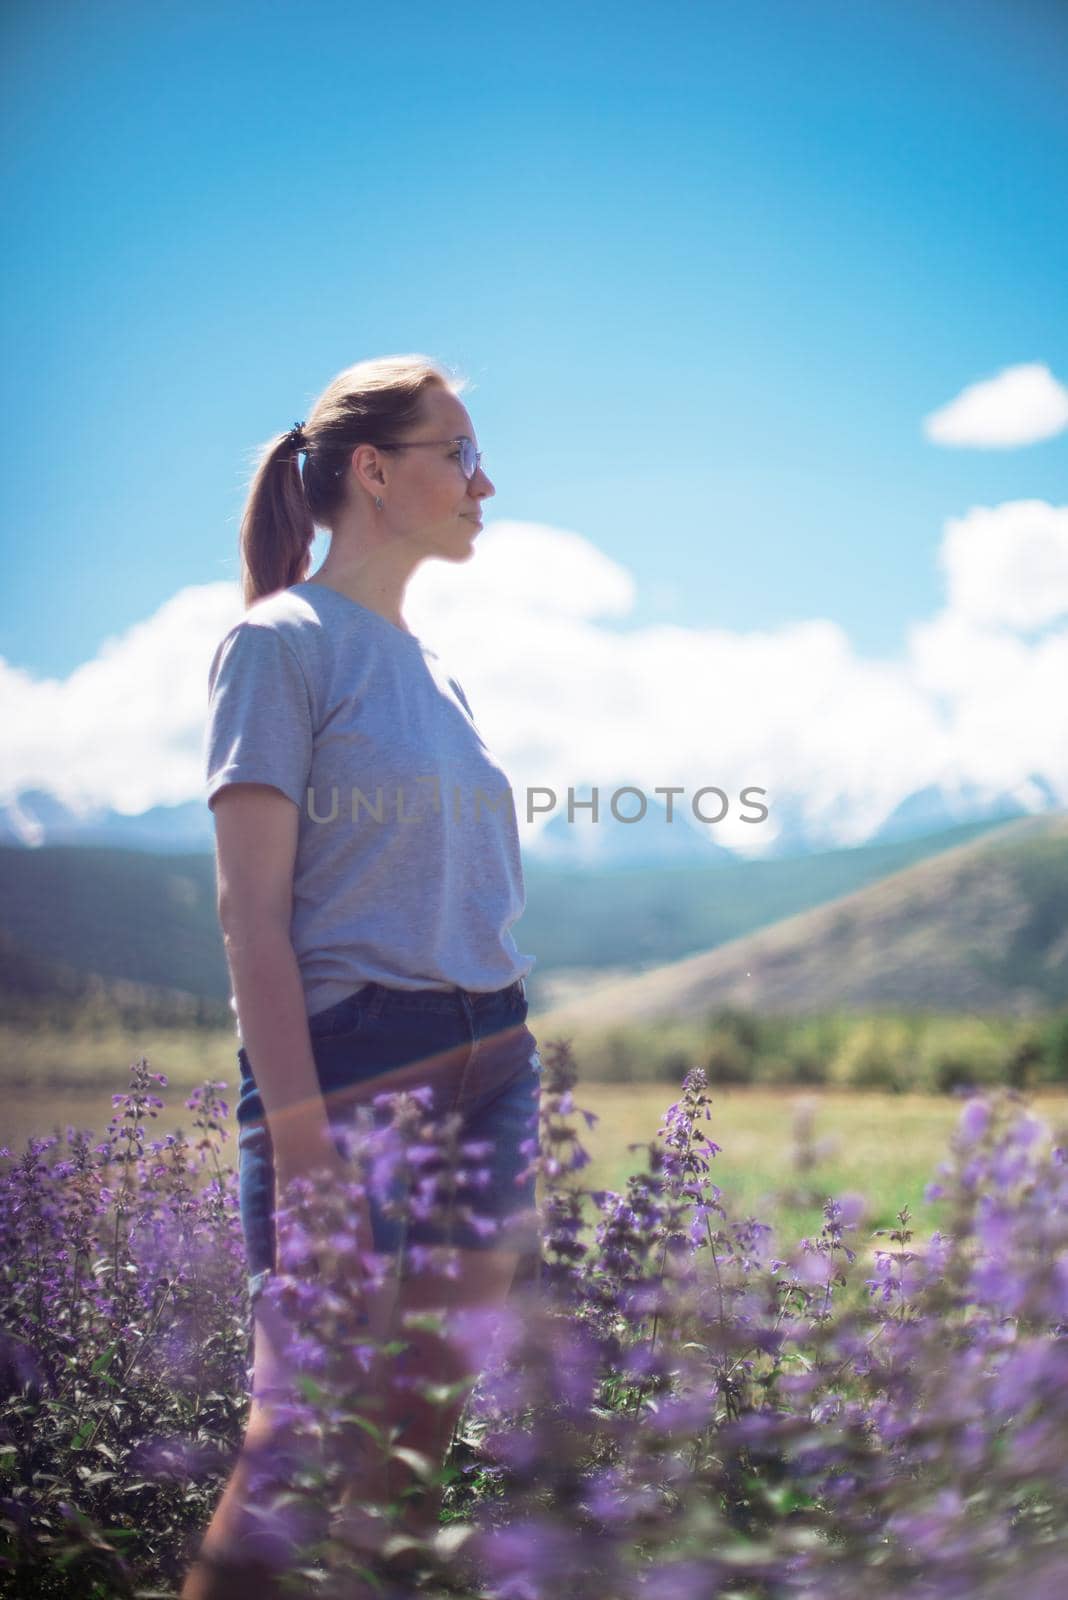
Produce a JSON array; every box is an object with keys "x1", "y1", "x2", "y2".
[
  {"x1": 2, "y1": 1021, "x2": 1067, "y2": 1596},
  {"x1": 4, "y1": 1002, "x2": 1067, "y2": 1243}
]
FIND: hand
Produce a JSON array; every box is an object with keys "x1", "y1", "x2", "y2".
[
  {"x1": 273, "y1": 1122, "x2": 353, "y2": 1196},
  {"x1": 273, "y1": 1135, "x2": 377, "y2": 1309}
]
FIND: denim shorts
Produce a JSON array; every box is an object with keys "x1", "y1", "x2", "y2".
[{"x1": 235, "y1": 976, "x2": 542, "y2": 1306}]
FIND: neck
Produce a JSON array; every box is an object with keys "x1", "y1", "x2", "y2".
[{"x1": 308, "y1": 529, "x2": 420, "y2": 632}]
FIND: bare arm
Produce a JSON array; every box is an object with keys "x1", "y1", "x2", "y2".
[{"x1": 211, "y1": 782, "x2": 335, "y2": 1182}]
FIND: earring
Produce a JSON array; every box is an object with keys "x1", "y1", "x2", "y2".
[{"x1": 374, "y1": 495, "x2": 384, "y2": 511}]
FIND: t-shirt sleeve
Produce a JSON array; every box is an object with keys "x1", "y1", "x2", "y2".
[{"x1": 203, "y1": 623, "x2": 314, "y2": 811}]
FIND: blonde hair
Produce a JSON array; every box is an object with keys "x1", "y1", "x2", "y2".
[{"x1": 237, "y1": 353, "x2": 465, "y2": 608}]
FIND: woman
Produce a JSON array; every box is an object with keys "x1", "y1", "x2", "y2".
[{"x1": 182, "y1": 354, "x2": 541, "y2": 1598}]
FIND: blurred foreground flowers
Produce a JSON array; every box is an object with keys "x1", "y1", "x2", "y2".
[{"x1": 0, "y1": 1049, "x2": 1066, "y2": 1598}]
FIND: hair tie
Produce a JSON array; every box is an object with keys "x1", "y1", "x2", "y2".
[{"x1": 285, "y1": 420, "x2": 309, "y2": 453}]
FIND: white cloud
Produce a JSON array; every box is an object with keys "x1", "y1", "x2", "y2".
[
  {"x1": 0, "y1": 584, "x2": 242, "y2": 815},
  {"x1": 407, "y1": 514, "x2": 1067, "y2": 850},
  {"x1": 2, "y1": 508, "x2": 1066, "y2": 853},
  {"x1": 408, "y1": 520, "x2": 637, "y2": 624},
  {"x1": 907, "y1": 610, "x2": 1068, "y2": 794},
  {"x1": 938, "y1": 500, "x2": 1068, "y2": 629},
  {"x1": 923, "y1": 362, "x2": 1068, "y2": 448}
]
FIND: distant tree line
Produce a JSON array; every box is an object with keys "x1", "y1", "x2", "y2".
[{"x1": 559, "y1": 1005, "x2": 1068, "y2": 1092}]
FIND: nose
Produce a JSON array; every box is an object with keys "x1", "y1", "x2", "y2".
[{"x1": 469, "y1": 466, "x2": 495, "y2": 500}]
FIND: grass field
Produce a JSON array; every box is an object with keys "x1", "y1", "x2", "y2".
[
  {"x1": 572, "y1": 1082, "x2": 1068, "y2": 1244},
  {"x1": 4, "y1": 1022, "x2": 1066, "y2": 1259}
]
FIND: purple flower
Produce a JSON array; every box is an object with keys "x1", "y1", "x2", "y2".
[{"x1": 958, "y1": 1097, "x2": 990, "y2": 1144}]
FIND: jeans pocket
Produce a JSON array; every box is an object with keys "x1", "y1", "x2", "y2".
[{"x1": 307, "y1": 984, "x2": 374, "y2": 1042}]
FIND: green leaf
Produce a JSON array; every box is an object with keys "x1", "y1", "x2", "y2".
[
  {"x1": 336, "y1": 1411, "x2": 385, "y2": 1444},
  {"x1": 90, "y1": 1343, "x2": 119, "y2": 1377},
  {"x1": 296, "y1": 1374, "x2": 328, "y2": 1404}
]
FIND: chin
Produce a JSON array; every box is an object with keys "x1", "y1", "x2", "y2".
[
  {"x1": 451, "y1": 528, "x2": 479, "y2": 560},
  {"x1": 426, "y1": 544, "x2": 476, "y2": 565}
]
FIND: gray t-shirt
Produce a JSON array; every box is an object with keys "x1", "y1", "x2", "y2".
[{"x1": 203, "y1": 581, "x2": 534, "y2": 1032}]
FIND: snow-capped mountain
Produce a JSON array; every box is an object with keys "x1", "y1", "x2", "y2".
[
  {"x1": 870, "y1": 776, "x2": 1059, "y2": 845},
  {"x1": 0, "y1": 776, "x2": 1060, "y2": 865},
  {"x1": 0, "y1": 790, "x2": 215, "y2": 853}
]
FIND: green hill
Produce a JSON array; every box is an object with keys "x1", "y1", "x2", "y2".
[
  {"x1": 0, "y1": 928, "x2": 233, "y2": 1031},
  {"x1": 531, "y1": 812, "x2": 1068, "y2": 1033},
  {"x1": 0, "y1": 817, "x2": 1023, "y2": 1014},
  {"x1": 0, "y1": 845, "x2": 226, "y2": 997},
  {"x1": 514, "y1": 817, "x2": 1016, "y2": 975}
]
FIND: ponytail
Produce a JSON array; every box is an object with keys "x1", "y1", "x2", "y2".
[{"x1": 238, "y1": 432, "x2": 315, "y2": 609}]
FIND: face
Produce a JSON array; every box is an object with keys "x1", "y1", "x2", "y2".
[{"x1": 358, "y1": 385, "x2": 495, "y2": 562}]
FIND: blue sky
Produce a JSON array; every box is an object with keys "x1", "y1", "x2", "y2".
[
  {"x1": 2, "y1": 0, "x2": 1064, "y2": 675},
  {"x1": 2, "y1": 0, "x2": 1066, "y2": 851}
]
